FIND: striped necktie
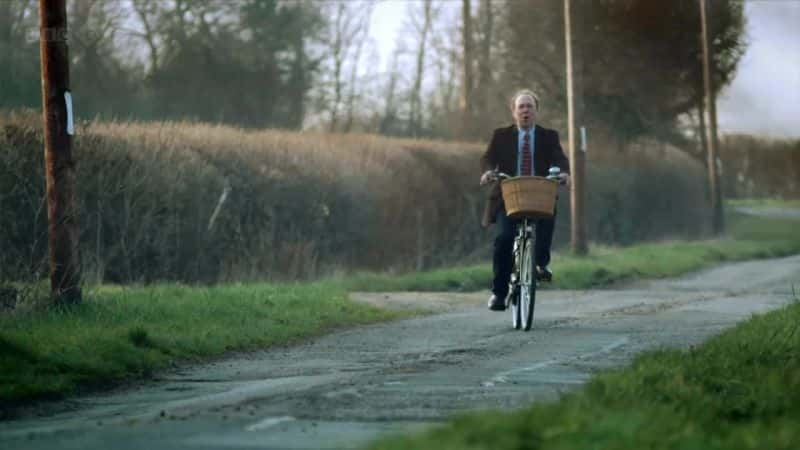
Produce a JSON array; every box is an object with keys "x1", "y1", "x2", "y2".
[{"x1": 520, "y1": 130, "x2": 532, "y2": 176}]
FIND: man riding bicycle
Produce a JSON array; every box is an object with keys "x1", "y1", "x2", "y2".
[{"x1": 480, "y1": 90, "x2": 570, "y2": 311}]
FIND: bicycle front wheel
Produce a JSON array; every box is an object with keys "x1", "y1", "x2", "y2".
[
  {"x1": 519, "y1": 238, "x2": 536, "y2": 331},
  {"x1": 511, "y1": 283, "x2": 521, "y2": 330}
]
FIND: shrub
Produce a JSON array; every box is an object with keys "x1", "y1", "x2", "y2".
[{"x1": 1, "y1": 110, "x2": 710, "y2": 283}]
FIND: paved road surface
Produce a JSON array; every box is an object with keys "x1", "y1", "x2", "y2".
[
  {"x1": 734, "y1": 206, "x2": 800, "y2": 220},
  {"x1": 2, "y1": 255, "x2": 799, "y2": 449}
]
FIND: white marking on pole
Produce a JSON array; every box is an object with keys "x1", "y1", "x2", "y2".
[
  {"x1": 64, "y1": 91, "x2": 74, "y2": 135},
  {"x1": 580, "y1": 126, "x2": 587, "y2": 152},
  {"x1": 245, "y1": 416, "x2": 295, "y2": 432}
]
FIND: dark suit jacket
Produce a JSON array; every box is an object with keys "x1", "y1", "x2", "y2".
[{"x1": 480, "y1": 124, "x2": 570, "y2": 227}]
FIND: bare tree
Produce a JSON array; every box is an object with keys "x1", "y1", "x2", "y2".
[
  {"x1": 476, "y1": 0, "x2": 494, "y2": 125},
  {"x1": 342, "y1": 2, "x2": 375, "y2": 133},
  {"x1": 68, "y1": 0, "x2": 135, "y2": 116},
  {"x1": 427, "y1": 14, "x2": 461, "y2": 138},
  {"x1": 460, "y1": 0, "x2": 475, "y2": 135},
  {"x1": 380, "y1": 48, "x2": 402, "y2": 135},
  {"x1": 130, "y1": 0, "x2": 161, "y2": 74},
  {"x1": 408, "y1": 0, "x2": 434, "y2": 136},
  {"x1": 70, "y1": 0, "x2": 123, "y2": 64},
  {"x1": 434, "y1": 32, "x2": 458, "y2": 113},
  {"x1": 325, "y1": 1, "x2": 367, "y2": 132},
  {"x1": 0, "y1": 0, "x2": 36, "y2": 43},
  {"x1": 0, "y1": 0, "x2": 39, "y2": 108}
]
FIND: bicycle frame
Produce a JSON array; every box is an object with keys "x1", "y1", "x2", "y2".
[
  {"x1": 487, "y1": 168, "x2": 561, "y2": 330},
  {"x1": 510, "y1": 218, "x2": 534, "y2": 297}
]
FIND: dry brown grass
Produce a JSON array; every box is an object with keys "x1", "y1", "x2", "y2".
[{"x1": 2, "y1": 111, "x2": 487, "y2": 282}]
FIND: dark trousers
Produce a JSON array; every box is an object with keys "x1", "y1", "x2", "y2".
[{"x1": 492, "y1": 209, "x2": 556, "y2": 297}]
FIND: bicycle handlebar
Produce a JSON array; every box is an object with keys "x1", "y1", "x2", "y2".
[
  {"x1": 490, "y1": 170, "x2": 512, "y2": 181},
  {"x1": 487, "y1": 168, "x2": 567, "y2": 185}
]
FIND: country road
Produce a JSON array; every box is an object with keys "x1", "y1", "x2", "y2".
[{"x1": 2, "y1": 255, "x2": 799, "y2": 450}]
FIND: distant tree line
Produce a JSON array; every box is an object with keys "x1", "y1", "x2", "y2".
[
  {"x1": 501, "y1": 0, "x2": 746, "y2": 152},
  {"x1": 721, "y1": 135, "x2": 800, "y2": 199},
  {"x1": 1, "y1": 0, "x2": 745, "y2": 150},
  {"x1": 1, "y1": 0, "x2": 322, "y2": 127}
]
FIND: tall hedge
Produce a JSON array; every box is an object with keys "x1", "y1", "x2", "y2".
[{"x1": 1, "y1": 111, "x2": 710, "y2": 283}]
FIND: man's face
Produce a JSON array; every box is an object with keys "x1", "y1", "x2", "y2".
[{"x1": 513, "y1": 95, "x2": 537, "y2": 129}]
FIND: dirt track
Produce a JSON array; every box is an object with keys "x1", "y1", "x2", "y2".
[{"x1": 2, "y1": 255, "x2": 799, "y2": 449}]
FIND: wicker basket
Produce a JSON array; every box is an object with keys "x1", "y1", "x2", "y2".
[{"x1": 500, "y1": 176, "x2": 558, "y2": 219}]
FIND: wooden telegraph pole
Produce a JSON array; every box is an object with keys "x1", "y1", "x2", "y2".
[
  {"x1": 39, "y1": 0, "x2": 82, "y2": 305},
  {"x1": 564, "y1": 0, "x2": 587, "y2": 255},
  {"x1": 700, "y1": 0, "x2": 725, "y2": 234}
]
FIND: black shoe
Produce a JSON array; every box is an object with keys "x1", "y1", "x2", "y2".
[
  {"x1": 536, "y1": 266, "x2": 553, "y2": 282},
  {"x1": 487, "y1": 294, "x2": 506, "y2": 311}
]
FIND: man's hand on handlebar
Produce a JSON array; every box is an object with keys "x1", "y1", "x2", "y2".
[
  {"x1": 480, "y1": 170, "x2": 511, "y2": 186},
  {"x1": 480, "y1": 169, "x2": 568, "y2": 186},
  {"x1": 480, "y1": 170, "x2": 495, "y2": 186}
]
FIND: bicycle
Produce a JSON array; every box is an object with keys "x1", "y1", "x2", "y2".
[{"x1": 488, "y1": 167, "x2": 563, "y2": 331}]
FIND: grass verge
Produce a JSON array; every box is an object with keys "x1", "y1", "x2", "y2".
[
  {"x1": 371, "y1": 298, "x2": 800, "y2": 450},
  {"x1": 0, "y1": 282, "x2": 407, "y2": 409},
  {"x1": 343, "y1": 212, "x2": 800, "y2": 292},
  {"x1": 1, "y1": 211, "x2": 797, "y2": 409},
  {"x1": 728, "y1": 197, "x2": 800, "y2": 209}
]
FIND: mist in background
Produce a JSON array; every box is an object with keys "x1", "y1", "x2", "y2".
[
  {"x1": 717, "y1": 1, "x2": 800, "y2": 137},
  {"x1": 370, "y1": 0, "x2": 799, "y2": 138}
]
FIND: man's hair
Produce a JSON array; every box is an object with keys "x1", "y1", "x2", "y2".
[{"x1": 510, "y1": 89, "x2": 540, "y2": 111}]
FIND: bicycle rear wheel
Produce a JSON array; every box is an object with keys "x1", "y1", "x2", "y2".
[{"x1": 519, "y1": 238, "x2": 536, "y2": 331}]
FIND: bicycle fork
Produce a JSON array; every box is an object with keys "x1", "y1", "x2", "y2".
[{"x1": 510, "y1": 219, "x2": 533, "y2": 304}]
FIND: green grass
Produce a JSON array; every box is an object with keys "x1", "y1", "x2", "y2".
[
  {"x1": 1, "y1": 211, "x2": 797, "y2": 408},
  {"x1": 344, "y1": 212, "x2": 800, "y2": 292},
  {"x1": 371, "y1": 299, "x2": 800, "y2": 450},
  {"x1": 727, "y1": 197, "x2": 800, "y2": 209},
  {"x1": 0, "y1": 282, "x2": 407, "y2": 406},
  {"x1": 371, "y1": 208, "x2": 800, "y2": 449}
]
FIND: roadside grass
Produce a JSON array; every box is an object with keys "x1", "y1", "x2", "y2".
[
  {"x1": 371, "y1": 298, "x2": 800, "y2": 450},
  {"x1": 727, "y1": 197, "x2": 800, "y2": 209},
  {"x1": 0, "y1": 282, "x2": 407, "y2": 407},
  {"x1": 1, "y1": 211, "x2": 797, "y2": 408},
  {"x1": 344, "y1": 212, "x2": 800, "y2": 292}
]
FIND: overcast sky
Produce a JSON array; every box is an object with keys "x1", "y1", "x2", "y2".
[
  {"x1": 717, "y1": 0, "x2": 800, "y2": 137},
  {"x1": 371, "y1": 0, "x2": 800, "y2": 138}
]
